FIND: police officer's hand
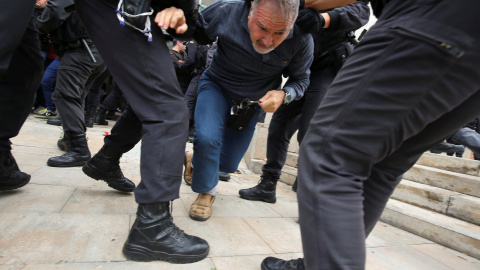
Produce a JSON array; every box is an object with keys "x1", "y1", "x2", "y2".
[
  {"x1": 259, "y1": 90, "x2": 285, "y2": 113},
  {"x1": 155, "y1": 7, "x2": 188, "y2": 34},
  {"x1": 296, "y1": 8, "x2": 325, "y2": 34}
]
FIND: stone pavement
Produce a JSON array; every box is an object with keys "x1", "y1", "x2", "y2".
[{"x1": 1, "y1": 115, "x2": 479, "y2": 270}]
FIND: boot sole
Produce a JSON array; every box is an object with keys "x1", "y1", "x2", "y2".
[
  {"x1": 239, "y1": 194, "x2": 276, "y2": 204},
  {"x1": 82, "y1": 164, "x2": 135, "y2": 192},
  {"x1": 123, "y1": 243, "x2": 209, "y2": 264},
  {"x1": 47, "y1": 159, "x2": 87, "y2": 167}
]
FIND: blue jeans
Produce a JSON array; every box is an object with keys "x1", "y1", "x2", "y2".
[
  {"x1": 41, "y1": 57, "x2": 60, "y2": 112},
  {"x1": 191, "y1": 74, "x2": 260, "y2": 193}
]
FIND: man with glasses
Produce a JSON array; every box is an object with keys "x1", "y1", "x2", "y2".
[{"x1": 184, "y1": 0, "x2": 314, "y2": 221}]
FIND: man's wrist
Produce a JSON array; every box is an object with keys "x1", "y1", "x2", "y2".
[{"x1": 282, "y1": 89, "x2": 293, "y2": 104}]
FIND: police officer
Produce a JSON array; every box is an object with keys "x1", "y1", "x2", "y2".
[
  {"x1": 261, "y1": 0, "x2": 480, "y2": 269},
  {"x1": 239, "y1": 1, "x2": 370, "y2": 203},
  {"x1": 0, "y1": 1, "x2": 44, "y2": 191},
  {"x1": 37, "y1": 0, "x2": 107, "y2": 168},
  {"x1": 75, "y1": 0, "x2": 209, "y2": 263}
]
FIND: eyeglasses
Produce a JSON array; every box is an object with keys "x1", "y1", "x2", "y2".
[{"x1": 230, "y1": 98, "x2": 259, "y2": 115}]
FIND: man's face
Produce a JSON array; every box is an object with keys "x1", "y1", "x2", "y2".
[
  {"x1": 177, "y1": 41, "x2": 187, "y2": 52},
  {"x1": 247, "y1": 1, "x2": 293, "y2": 54}
]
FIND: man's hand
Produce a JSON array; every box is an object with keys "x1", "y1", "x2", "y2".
[
  {"x1": 296, "y1": 8, "x2": 325, "y2": 34},
  {"x1": 155, "y1": 7, "x2": 188, "y2": 34},
  {"x1": 259, "y1": 90, "x2": 285, "y2": 113},
  {"x1": 36, "y1": 0, "x2": 47, "y2": 8}
]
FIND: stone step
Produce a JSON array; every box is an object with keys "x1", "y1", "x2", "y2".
[
  {"x1": 248, "y1": 158, "x2": 296, "y2": 186},
  {"x1": 403, "y1": 164, "x2": 480, "y2": 198},
  {"x1": 392, "y1": 179, "x2": 480, "y2": 226},
  {"x1": 381, "y1": 199, "x2": 480, "y2": 260},
  {"x1": 285, "y1": 152, "x2": 298, "y2": 168},
  {"x1": 249, "y1": 157, "x2": 480, "y2": 259},
  {"x1": 416, "y1": 152, "x2": 480, "y2": 177}
]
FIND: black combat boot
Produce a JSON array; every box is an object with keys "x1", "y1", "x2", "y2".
[
  {"x1": 85, "y1": 107, "x2": 96, "y2": 128},
  {"x1": 261, "y1": 257, "x2": 305, "y2": 270},
  {"x1": 47, "y1": 132, "x2": 91, "y2": 167},
  {"x1": 238, "y1": 172, "x2": 278, "y2": 203},
  {"x1": 82, "y1": 146, "x2": 135, "y2": 192},
  {"x1": 0, "y1": 151, "x2": 31, "y2": 190},
  {"x1": 47, "y1": 115, "x2": 62, "y2": 126},
  {"x1": 105, "y1": 110, "x2": 116, "y2": 120},
  {"x1": 94, "y1": 108, "x2": 108, "y2": 125},
  {"x1": 57, "y1": 132, "x2": 70, "y2": 152},
  {"x1": 123, "y1": 202, "x2": 210, "y2": 263}
]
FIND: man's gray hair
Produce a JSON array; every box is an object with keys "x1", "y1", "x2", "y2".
[{"x1": 251, "y1": 0, "x2": 299, "y2": 23}]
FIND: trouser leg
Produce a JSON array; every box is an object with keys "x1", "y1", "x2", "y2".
[
  {"x1": 185, "y1": 74, "x2": 200, "y2": 121},
  {"x1": 191, "y1": 76, "x2": 231, "y2": 193},
  {"x1": 0, "y1": 12, "x2": 43, "y2": 151},
  {"x1": 298, "y1": 1, "x2": 480, "y2": 268},
  {"x1": 449, "y1": 127, "x2": 480, "y2": 156},
  {"x1": 262, "y1": 101, "x2": 302, "y2": 179},
  {"x1": 101, "y1": 80, "x2": 122, "y2": 111},
  {"x1": 297, "y1": 65, "x2": 334, "y2": 144},
  {"x1": 52, "y1": 48, "x2": 105, "y2": 134},
  {"x1": 41, "y1": 57, "x2": 61, "y2": 112},
  {"x1": 77, "y1": 0, "x2": 188, "y2": 203},
  {"x1": 86, "y1": 68, "x2": 110, "y2": 110}
]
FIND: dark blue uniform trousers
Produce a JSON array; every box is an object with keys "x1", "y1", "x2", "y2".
[
  {"x1": 262, "y1": 60, "x2": 336, "y2": 179},
  {"x1": 297, "y1": 0, "x2": 480, "y2": 269},
  {"x1": 76, "y1": 0, "x2": 189, "y2": 204},
  {"x1": 0, "y1": 1, "x2": 43, "y2": 151}
]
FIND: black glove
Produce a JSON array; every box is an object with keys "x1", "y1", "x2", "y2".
[{"x1": 296, "y1": 8, "x2": 325, "y2": 34}]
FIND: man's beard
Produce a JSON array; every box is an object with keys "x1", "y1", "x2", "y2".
[{"x1": 252, "y1": 41, "x2": 274, "y2": 54}]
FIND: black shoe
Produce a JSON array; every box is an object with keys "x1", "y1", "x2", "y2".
[
  {"x1": 82, "y1": 146, "x2": 135, "y2": 192},
  {"x1": 219, "y1": 171, "x2": 230, "y2": 181},
  {"x1": 57, "y1": 135, "x2": 69, "y2": 151},
  {"x1": 85, "y1": 107, "x2": 96, "y2": 128},
  {"x1": 0, "y1": 151, "x2": 31, "y2": 191},
  {"x1": 261, "y1": 257, "x2": 305, "y2": 270},
  {"x1": 47, "y1": 132, "x2": 91, "y2": 167},
  {"x1": 94, "y1": 108, "x2": 109, "y2": 125},
  {"x1": 47, "y1": 116, "x2": 62, "y2": 126},
  {"x1": 123, "y1": 203, "x2": 210, "y2": 263},
  {"x1": 292, "y1": 178, "x2": 297, "y2": 192},
  {"x1": 105, "y1": 110, "x2": 116, "y2": 120},
  {"x1": 239, "y1": 172, "x2": 278, "y2": 203}
]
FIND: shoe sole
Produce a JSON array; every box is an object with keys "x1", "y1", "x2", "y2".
[
  {"x1": 34, "y1": 115, "x2": 57, "y2": 119},
  {"x1": 239, "y1": 194, "x2": 276, "y2": 204},
  {"x1": 123, "y1": 243, "x2": 209, "y2": 264},
  {"x1": 47, "y1": 159, "x2": 87, "y2": 167},
  {"x1": 219, "y1": 176, "x2": 230, "y2": 181},
  {"x1": 0, "y1": 175, "x2": 31, "y2": 191},
  {"x1": 82, "y1": 164, "x2": 135, "y2": 192},
  {"x1": 189, "y1": 213, "x2": 211, "y2": 222}
]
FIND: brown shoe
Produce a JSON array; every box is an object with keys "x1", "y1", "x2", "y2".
[
  {"x1": 184, "y1": 151, "x2": 193, "y2": 185},
  {"x1": 189, "y1": 193, "x2": 215, "y2": 221}
]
